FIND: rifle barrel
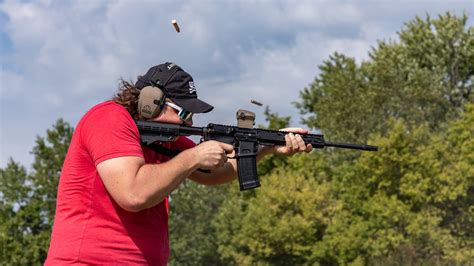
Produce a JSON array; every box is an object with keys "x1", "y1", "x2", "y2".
[{"x1": 325, "y1": 142, "x2": 378, "y2": 151}]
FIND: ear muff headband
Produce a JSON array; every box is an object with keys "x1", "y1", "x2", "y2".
[
  {"x1": 137, "y1": 63, "x2": 180, "y2": 119},
  {"x1": 151, "y1": 63, "x2": 180, "y2": 87}
]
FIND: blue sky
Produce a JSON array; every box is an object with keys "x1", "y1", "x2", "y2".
[{"x1": 1, "y1": 0, "x2": 473, "y2": 168}]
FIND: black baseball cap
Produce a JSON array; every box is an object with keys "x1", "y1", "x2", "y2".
[{"x1": 135, "y1": 62, "x2": 214, "y2": 113}]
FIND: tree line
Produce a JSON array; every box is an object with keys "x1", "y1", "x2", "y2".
[{"x1": 1, "y1": 13, "x2": 473, "y2": 265}]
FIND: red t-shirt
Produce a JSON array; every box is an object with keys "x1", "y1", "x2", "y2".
[{"x1": 45, "y1": 101, "x2": 195, "y2": 265}]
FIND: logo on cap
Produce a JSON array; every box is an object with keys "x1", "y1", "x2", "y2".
[{"x1": 188, "y1": 81, "x2": 196, "y2": 94}]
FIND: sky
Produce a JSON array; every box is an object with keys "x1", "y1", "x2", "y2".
[{"x1": 0, "y1": 0, "x2": 472, "y2": 169}]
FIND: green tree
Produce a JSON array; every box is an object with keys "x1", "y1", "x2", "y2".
[
  {"x1": 399, "y1": 13, "x2": 474, "y2": 108},
  {"x1": 296, "y1": 13, "x2": 473, "y2": 143},
  {"x1": 328, "y1": 105, "x2": 473, "y2": 264},
  {"x1": 214, "y1": 153, "x2": 340, "y2": 265},
  {"x1": 168, "y1": 182, "x2": 232, "y2": 266},
  {"x1": 214, "y1": 13, "x2": 474, "y2": 265},
  {"x1": 0, "y1": 119, "x2": 73, "y2": 265},
  {"x1": 214, "y1": 105, "x2": 473, "y2": 265}
]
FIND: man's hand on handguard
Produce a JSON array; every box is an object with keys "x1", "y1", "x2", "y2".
[{"x1": 271, "y1": 127, "x2": 313, "y2": 155}]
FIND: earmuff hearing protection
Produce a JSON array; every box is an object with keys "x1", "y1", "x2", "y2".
[
  {"x1": 137, "y1": 63, "x2": 180, "y2": 119},
  {"x1": 138, "y1": 86, "x2": 166, "y2": 119}
]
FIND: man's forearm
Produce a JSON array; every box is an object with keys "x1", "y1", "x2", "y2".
[{"x1": 132, "y1": 149, "x2": 200, "y2": 210}]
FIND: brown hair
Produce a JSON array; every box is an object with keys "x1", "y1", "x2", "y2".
[{"x1": 112, "y1": 79, "x2": 141, "y2": 120}]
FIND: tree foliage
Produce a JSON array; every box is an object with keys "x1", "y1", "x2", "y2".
[
  {"x1": 168, "y1": 182, "x2": 232, "y2": 266},
  {"x1": 0, "y1": 119, "x2": 73, "y2": 265},
  {"x1": 213, "y1": 13, "x2": 473, "y2": 265},
  {"x1": 330, "y1": 106, "x2": 473, "y2": 264},
  {"x1": 214, "y1": 154, "x2": 340, "y2": 265}
]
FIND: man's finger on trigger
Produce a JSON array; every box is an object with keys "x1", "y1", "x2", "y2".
[{"x1": 220, "y1": 142, "x2": 234, "y2": 153}]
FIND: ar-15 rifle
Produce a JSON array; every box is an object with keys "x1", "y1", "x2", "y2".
[{"x1": 136, "y1": 110, "x2": 378, "y2": 191}]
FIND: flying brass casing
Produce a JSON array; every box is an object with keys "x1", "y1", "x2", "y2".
[{"x1": 171, "y1": 19, "x2": 180, "y2": 32}]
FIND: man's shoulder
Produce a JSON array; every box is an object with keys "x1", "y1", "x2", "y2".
[
  {"x1": 82, "y1": 101, "x2": 129, "y2": 120},
  {"x1": 77, "y1": 100, "x2": 133, "y2": 131},
  {"x1": 89, "y1": 100, "x2": 127, "y2": 113}
]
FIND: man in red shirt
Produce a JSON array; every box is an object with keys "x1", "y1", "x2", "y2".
[{"x1": 45, "y1": 62, "x2": 312, "y2": 265}]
